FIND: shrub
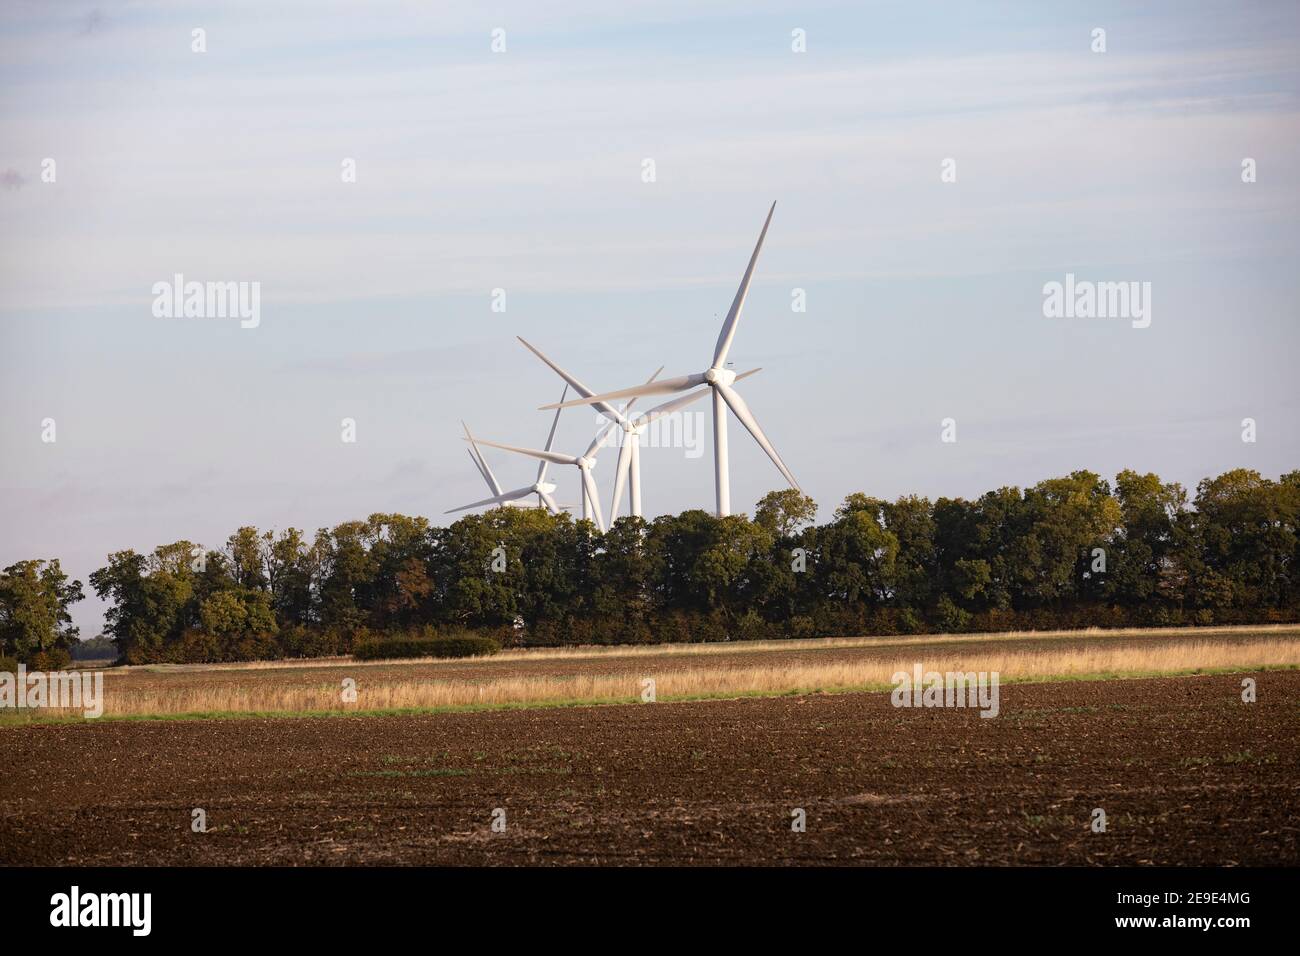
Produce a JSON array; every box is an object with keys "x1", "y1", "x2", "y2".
[
  {"x1": 896, "y1": 608, "x2": 925, "y2": 635},
  {"x1": 30, "y1": 648, "x2": 72, "y2": 671},
  {"x1": 0, "y1": 656, "x2": 17, "y2": 674},
  {"x1": 279, "y1": 624, "x2": 346, "y2": 659},
  {"x1": 353, "y1": 633, "x2": 501, "y2": 661},
  {"x1": 697, "y1": 610, "x2": 732, "y2": 643},
  {"x1": 172, "y1": 629, "x2": 222, "y2": 664},
  {"x1": 787, "y1": 615, "x2": 816, "y2": 639},
  {"x1": 933, "y1": 596, "x2": 972, "y2": 633},
  {"x1": 734, "y1": 609, "x2": 777, "y2": 641},
  {"x1": 612, "y1": 617, "x2": 654, "y2": 645},
  {"x1": 231, "y1": 633, "x2": 279, "y2": 662}
]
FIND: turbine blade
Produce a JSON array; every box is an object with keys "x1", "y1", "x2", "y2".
[
  {"x1": 583, "y1": 418, "x2": 619, "y2": 460},
  {"x1": 581, "y1": 466, "x2": 605, "y2": 532},
  {"x1": 715, "y1": 382, "x2": 800, "y2": 490},
  {"x1": 518, "y1": 337, "x2": 625, "y2": 424},
  {"x1": 539, "y1": 491, "x2": 562, "y2": 514},
  {"x1": 610, "y1": 432, "x2": 632, "y2": 519},
  {"x1": 541, "y1": 372, "x2": 706, "y2": 409},
  {"x1": 444, "y1": 486, "x2": 534, "y2": 514},
  {"x1": 466, "y1": 437, "x2": 576, "y2": 467},
  {"x1": 467, "y1": 448, "x2": 493, "y2": 491},
  {"x1": 621, "y1": 366, "x2": 664, "y2": 417},
  {"x1": 463, "y1": 421, "x2": 503, "y2": 495},
  {"x1": 539, "y1": 383, "x2": 568, "y2": 483},
  {"x1": 711, "y1": 201, "x2": 776, "y2": 370},
  {"x1": 637, "y1": 385, "x2": 713, "y2": 426},
  {"x1": 634, "y1": 371, "x2": 757, "y2": 427}
]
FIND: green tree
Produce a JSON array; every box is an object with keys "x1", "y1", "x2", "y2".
[
  {"x1": 880, "y1": 495, "x2": 936, "y2": 611},
  {"x1": 225, "y1": 527, "x2": 267, "y2": 590},
  {"x1": 754, "y1": 489, "x2": 817, "y2": 539},
  {"x1": 1108, "y1": 470, "x2": 1188, "y2": 607},
  {"x1": 817, "y1": 496, "x2": 899, "y2": 607},
  {"x1": 1192, "y1": 469, "x2": 1296, "y2": 609},
  {"x1": 89, "y1": 549, "x2": 193, "y2": 663},
  {"x1": 0, "y1": 559, "x2": 84, "y2": 661},
  {"x1": 1019, "y1": 471, "x2": 1121, "y2": 608},
  {"x1": 261, "y1": 528, "x2": 314, "y2": 625}
]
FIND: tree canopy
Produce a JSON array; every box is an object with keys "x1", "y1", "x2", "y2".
[{"x1": 4, "y1": 466, "x2": 1294, "y2": 666}]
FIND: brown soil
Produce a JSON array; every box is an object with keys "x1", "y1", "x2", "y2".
[{"x1": 2, "y1": 671, "x2": 1297, "y2": 866}]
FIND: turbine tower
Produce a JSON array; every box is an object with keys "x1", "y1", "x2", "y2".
[
  {"x1": 542, "y1": 202, "x2": 797, "y2": 517},
  {"x1": 446, "y1": 386, "x2": 568, "y2": 516}
]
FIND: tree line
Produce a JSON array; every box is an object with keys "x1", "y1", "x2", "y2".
[{"x1": 1, "y1": 467, "x2": 1297, "y2": 666}]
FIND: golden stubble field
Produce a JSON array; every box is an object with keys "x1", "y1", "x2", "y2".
[{"x1": 8, "y1": 624, "x2": 1298, "y2": 720}]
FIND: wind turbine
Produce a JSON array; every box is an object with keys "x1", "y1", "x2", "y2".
[
  {"x1": 461, "y1": 422, "x2": 546, "y2": 509},
  {"x1": 445, "y1": 386, "x2": 568, "y2": 516},
  {"x1": 606, "y1": 368, "x2": 762, "y2": 520},
  {"x1": 465, "y1": 429, "x2": 610, "y2": 532},
  {"x1": 541, "y1": 202, "x2": 797, "y2": 517},
  {"x1": 516, "y1": 336, "x2": 669, "y2": 519}
]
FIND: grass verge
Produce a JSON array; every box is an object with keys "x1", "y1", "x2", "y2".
[{"x1": 1, "y1": 662, "x2": 1294, "y2": 727}]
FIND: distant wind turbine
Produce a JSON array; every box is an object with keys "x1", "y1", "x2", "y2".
[
  {"x1": 461, "y1": 422, "x2": 546, "y2": 509},
  {"x1": 465, "y1": 424, "x2": 611, "y2": 531},
  {"x1": 606, "y1": 367, "x2": 762, "y2": 520},
  {"x1": 445, "y1": 386, "x2": 568, "y2": 516},
  {"x1": 517, "y1": 336, "x2": 672, "y2": 519},
  {"x1": 541, "y1": 202, "x2": 797, "y2": 517}
]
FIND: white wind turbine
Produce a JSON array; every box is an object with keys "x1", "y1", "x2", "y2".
[
  {"x1": 541, "y1": 202, "x2": 797, "y2": 517},
  {"x1": 466, "y1": 430, "x2": 611, "y2": 531},
  {"x1": 445, "y1": 387, "x2": 568, "y2": 516},
  {"x1": 517, "y1": 337, "x2": 670, "y2": 520},
  {"x1": 461, "y1": 422, "x2": 547, "y2": 510},
  {"x1": 606, "y1": 368, "x2": 762, "y2": 521}
]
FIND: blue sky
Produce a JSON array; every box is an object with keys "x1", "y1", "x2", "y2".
[{"x1": 2, "y1": 1, "x2": 1298, "y2": 636}]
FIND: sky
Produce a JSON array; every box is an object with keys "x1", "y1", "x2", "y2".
[{"x1": 2, "y1": 0, "x2": 1298, "y2": 638}]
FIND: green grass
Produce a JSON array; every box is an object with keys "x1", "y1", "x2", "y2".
[{"x1": 0, "y1": 663, "x2": 1294, "y2": 727}]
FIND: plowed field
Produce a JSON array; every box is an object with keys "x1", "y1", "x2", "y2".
[{"x1": 2, "y1": 671, "x2": 1296, "y2": 865}]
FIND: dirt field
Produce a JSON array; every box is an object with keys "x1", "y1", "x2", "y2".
[{"x1": 2, "y1": 671, "x2": 1296, "y2": 865}]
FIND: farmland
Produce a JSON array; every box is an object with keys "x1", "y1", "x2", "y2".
[
  {"x1": 1, "y1": 673, "x2": 1297, "y2": 865},
  {"x1": 1, "y1": 626, "x2": 1297, "y2": 865},
  {"x1": 2, "y1": 624, "x2": 1297, "y2": 720}
]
